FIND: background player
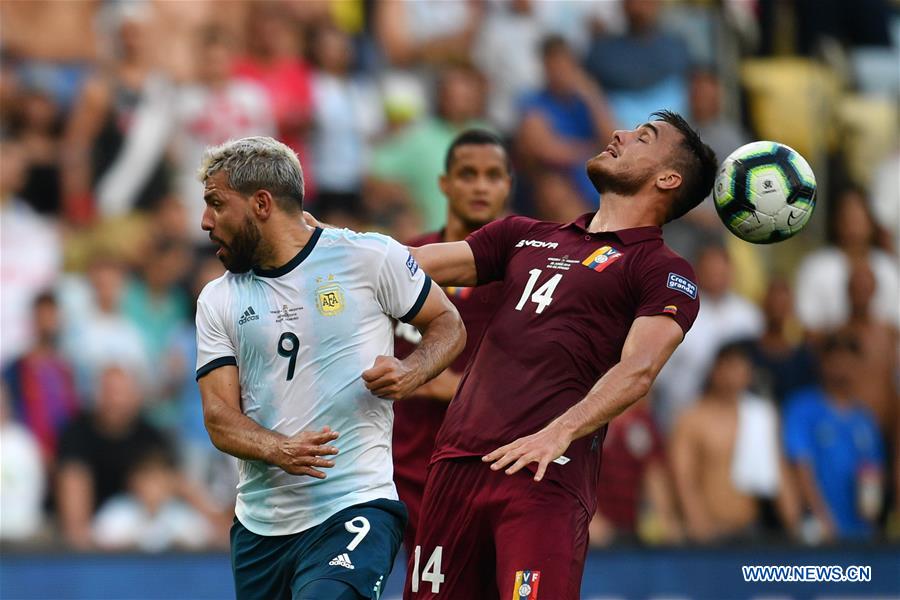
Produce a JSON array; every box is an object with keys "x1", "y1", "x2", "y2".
[
  {"x1": 193, "y1": 137, "x2": 465, "y2": 600},
  {"x1": 392, "y1": 129, "x2": 510, "y2": 554},
  {"x1": 404, "y1": 111, "x2": 718, "y2": 599}
]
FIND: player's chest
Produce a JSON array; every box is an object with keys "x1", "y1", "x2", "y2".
[
  {"x1": 229, "y1": 272, "x2": 378, "y2": 347},
  {"x1": 501, "y1": 238, "x2": 634, "y2": 319}
]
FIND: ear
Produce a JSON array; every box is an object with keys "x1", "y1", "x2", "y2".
[
  {"x1": 655, "y1": 170, "x2": 682, "y2": 192},
  {"x1": 438, "y1": 173, "x2": 449, "y2": 197},
  {"x1": 251, "y1": 190, "x2": 274, "y2": 220}
]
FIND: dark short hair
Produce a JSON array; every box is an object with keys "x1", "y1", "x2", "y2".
[
  {"x1": 444, "y1": 129, "x2": 511, "y2": 174},
  {"x1": 32, "y1": 290, "x2": 56, "y2": 309},
  {"x1": 650, "y1": 110, "x2": 718, "y2": 223}
]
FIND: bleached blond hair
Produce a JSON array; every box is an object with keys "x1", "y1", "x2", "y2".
[{"x1": 198, "y1": 136, "x2": 304, "y2": 212}]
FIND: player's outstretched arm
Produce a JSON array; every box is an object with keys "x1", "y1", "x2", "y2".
[
  {"x1": 483, "y1": 315, "x2": 684, "y2": 481},
  {"x1": 363, "y1": 284, "x2": 465, "y2": 401},
  {"x1": 410, "y1": 242, "x2": 478, "y2": 288},
  {"x1": 199, "y1": 365, "x2": 340, "y2": 478}
]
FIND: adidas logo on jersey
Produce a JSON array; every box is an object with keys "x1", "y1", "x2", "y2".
[
  {"x1": 328, "y1": 553, "x2": 355, "y2": 569},
  {"x1": 238, "y1": 306, "x2": 260, "y2": 325}
]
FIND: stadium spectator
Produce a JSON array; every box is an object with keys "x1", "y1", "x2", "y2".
[
  {"x1": 369, "y1": 63, "x2": 489, "y2": 231},
  {"x1": 671, "y1": 342, "x2": 800, "y2": 543},
  {"x1": 172, "y1": 25, "x2": 275, "y2": 242},
  {"x1": 516, "y1": 35, "x2": 616, "y2": 221},
  {"x1": 837, "y1": 261, "x2": 899, "y2": 435},
  {"x1": 794, "y1": 186, "x2": 900, "y2": 335},
  {"x1": 0, "y1": 140, "x2": 62, "y2": 366},
  {"x1": 92, "y1": 450, "x2": 218, "y2": 552},
  {"x1": 591, "y1": 397, "x2": 681, "y2": 546},
  {"x1": 10, "y1": 84, "x2": 63, "y2": 216},
  {"x1": 584, "y1": 0, "x2": 691, "y2": 129},
  {"x1": 870, "y1": 149, "x2": 899, "y2": 260},
  {"x1": 309, "y1": 23, "x2": 384, "y2": 227},
  {"x1": 59, "y1": 253, "x2": 152, "y2": 398},
  {"x1": 472, "y1": 0, "x2": 545, "y2": 134},
  {"x1": 0, "y1": 382, "x2": 46, "y2": 542},
  {"x1": 121, "y1": 236, "x2": 192, "y2": 428},
  {"x1": 3, "y1": 291, "x2": 79, "y2": 465},
  {"x1": 61, "y1": 2, "x2": 173, "y2": 224},
  {"x1": 56, "y1": 366, "x2": 174, "y2": 549},
  {"x1": 746, "y1": 277, "x2": 818, "y2": 405},
  {"x1": 654, "y1": 243, "x2": 764, "y2": 430},
  {"x1": 783, "y1": 334, "x2": 886, "y2": 541},
  {"x1": 232, "y1": 2, "x2": 314, "y2": 186},
  {"x1": 375, "y1": 0, "x2": 482, "y2": 68}
]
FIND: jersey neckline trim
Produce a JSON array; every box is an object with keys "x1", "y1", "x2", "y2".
[{"x1": 253, "y1": 227, "x2": 323, "y2": 278}]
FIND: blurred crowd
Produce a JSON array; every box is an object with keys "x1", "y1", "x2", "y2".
[{"x1": 0, "y1": 0, "x2": 898, "y2": 552}]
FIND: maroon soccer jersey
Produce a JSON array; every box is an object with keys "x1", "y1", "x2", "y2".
[
  {"x1": 431, "y1": 213, "x2": 700, "y2": 514},
  {"x1": 393, "y1": 231, "x2": 503, "y2": 487}
]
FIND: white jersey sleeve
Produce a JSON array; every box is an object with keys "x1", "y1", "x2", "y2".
[
  {"x1": 375, "y1": 237, "x2": 432, "y2": 323},
  {"x1": 195, "y1": 279, "x2": 237, "y2": 379}
]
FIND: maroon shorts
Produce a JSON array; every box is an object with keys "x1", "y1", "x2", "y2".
[{"x1": 403, "y1": 457, "x2": 590, "y2": 600}]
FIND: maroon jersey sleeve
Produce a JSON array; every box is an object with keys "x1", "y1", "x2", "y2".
[
  {"x1": 632, "y1": 249, "x2": 700, "y2": 336},
  {"x1": 464, "y1": 215, "x2": 537, "y2": 285}
]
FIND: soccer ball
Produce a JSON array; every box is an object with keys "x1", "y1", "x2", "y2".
[{"x1": 713, "y1": 141, "x2": 817, "y2": 244}]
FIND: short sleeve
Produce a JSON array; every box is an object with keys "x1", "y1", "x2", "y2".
[
  {"x1": 376, "y1": 237, "x2": 432, "y2": 323},
  {"x1": 632, "y1": 250, "x2": 700, "y2": 337},
  {"x1": 465, "y1": 215, "x2": 536, "y2": 285},
  {"x1": 57, "y1": 418, "x2": 90, "y2": 466},
  {"x1": 195, "y1": 287, "x2": 237, "y2": 380}
]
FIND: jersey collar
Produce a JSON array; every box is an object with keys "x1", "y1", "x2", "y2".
[
  {"x1": 560, "y1": 212, "x2": 662, "y2": 245},
  {"x1": 253, "y1": 227, "x2": 323, "y2": 278}
]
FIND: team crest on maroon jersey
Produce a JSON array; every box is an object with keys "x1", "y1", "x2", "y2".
[{"x1": 582, "y1": 246, "x2": 623, "y2": 272}]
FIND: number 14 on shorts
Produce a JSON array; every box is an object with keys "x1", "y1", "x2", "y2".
[{"x1": 410, "y1": 546, "x2": 445, "y2": 593}]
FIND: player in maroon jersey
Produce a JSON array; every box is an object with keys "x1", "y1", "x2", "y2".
[
  {"x1": 403, "y1": 110, "x2": 718, "y2": 599},
  {"x1": 392, "y1": 129, "x2": 509, "y2": 554}
]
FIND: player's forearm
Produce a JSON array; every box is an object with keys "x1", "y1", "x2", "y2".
[
  {"x1": 550, "y1": 359, "x2": 654, "y2": 442},
  {"x1": 402, "y1": 309, "x2": 466, "y2": 392},
  {"x1": 203, "y1": 399, "x2": 286, "y2": 464}
]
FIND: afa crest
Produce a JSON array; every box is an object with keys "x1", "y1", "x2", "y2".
[{"x1": 316, "y1": 283, "x2": 345, "y2": 316}]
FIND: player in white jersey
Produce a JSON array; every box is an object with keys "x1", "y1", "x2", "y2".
[{"x1": 194, "y1": 137, "x2": 465, "y2": 600}]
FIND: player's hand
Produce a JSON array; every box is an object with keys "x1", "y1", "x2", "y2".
[
  {"x1": 482, "y1": 423, "x2": 573, "y2": 482},
  {"x1": 362, "y1": 355, "x2": 423, "y2": 401},
  {"x1": 302, "y1": 211, "x2": 320, "y2": 228},
  {"x1": 273, "y1": 427, "x2": 340, "y2": 478}
]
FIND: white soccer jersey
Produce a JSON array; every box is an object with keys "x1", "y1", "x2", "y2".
[{"x1": 195, "y1": 227, "x2": 431, "y2": 536}]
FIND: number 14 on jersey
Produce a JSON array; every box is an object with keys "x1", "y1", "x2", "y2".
[{"x1": 515, "y1": 269, "x2": 562, "y2": 314}]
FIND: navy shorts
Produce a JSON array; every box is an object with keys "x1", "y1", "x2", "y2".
[{"x1": 231, "y1": 498, "x2": 407, "y2": 600}]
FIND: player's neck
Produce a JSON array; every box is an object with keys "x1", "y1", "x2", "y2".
[
  {"x1": 587, "y1": 194, "x2": 662, "y2": 233},
  {"x1": 256, "y1": 218, "x2": 317, "y2": 270},
  {"x1": 443, "y1": 212, "x2": 476, "y2": 243}
]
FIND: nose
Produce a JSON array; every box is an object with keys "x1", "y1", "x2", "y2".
[
  {"x1": 612, "y1": 130, "x2": 625, "y2": 145},
  {"x1": 201, "y1": 206, "x2": 214, "y2": 232}
]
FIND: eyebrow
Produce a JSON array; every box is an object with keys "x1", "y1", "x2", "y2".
[{"x1": 639, "y1": 123, "x2": 659, "y2": 138}]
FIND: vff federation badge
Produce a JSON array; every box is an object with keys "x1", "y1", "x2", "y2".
[
  {"x1": 512, "y1": 570, "x2": 540, "y2": 600},
  {"x1": 582, "y1": 246, "x2": 623, "y2": 272},
  {"x1": 316, "y1": 283, "x2": 344, "y2": 316}
]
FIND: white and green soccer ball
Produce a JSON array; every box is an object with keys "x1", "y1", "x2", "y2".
[{"x1": 713, "y1": 141, "x2": 817, "y2": 244}]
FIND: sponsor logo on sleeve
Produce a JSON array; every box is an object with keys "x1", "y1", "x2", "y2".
[
  {"x1": 512, "y1": 570, "x2": 541, "y2": 600},
  {"x1": 667, "y1": 273, "x2": 697, "y2": 299},
  {"x1": 406, "y1": 253, "x2": 419, "y2": 278},
  {"x1": 582, "y1": 246, "x2": 623, "y2": 272}
]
